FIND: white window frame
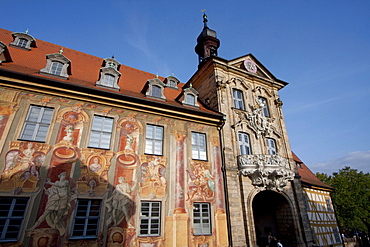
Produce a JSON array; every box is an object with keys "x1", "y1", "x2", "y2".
[
  {"x1": 20, "y1": 105, "x2": 54, "y2": 142},
  {"x1": 165, "y1": 75, "x2": 179, "y2": 89},
  {"x1": 145, "y1": 78, "x2": 166, "y2": 100},
  {"x1": 0, "y1": 197, "x2": 29, "y2": 242},
  {"x1": 10, "y1": 32, "x2": 36, "y2": 50},
  {"x1": 139, "y1": 201, "x2": 161, "y2": 236},
  {"x1": 233, "y1": 89, "x2": 245, "y2": 110},
  {"x1": 266, "y1": 138, "x2": 277, "y2": 155},
  {"x1": 238, "y1": 132, "x2": 251, "y2": 155},
  {"x1": 40, "y1": 53, "x2": 70, "y2": 79},
  {"x1": 50, "y1": 61, "x2": 63, "y2": 76},
  {"x1": 182, "y1": 86, "x2": 199, "y2": 107},
  {"x1": 96, "y1": 58, "x2": 121, "y2": 90},
  {"x1": 70, "y1": 199, "x2": 101, "y2": 239},
  {"x1": 88, "y1": 115, "x2": 114, "y2": 149},
  {"x1": 193, "y1": 202, "x2": 212, "y2": 235},
  {"x1": 145, "y1": 124, "x2": 164, "y2": 155},
  {"x1": 258, "y1": 96, "x2": 270, "y2": 117},
  {"x1": 192, "y1": 132, "x2": 207, "y2": 160}
]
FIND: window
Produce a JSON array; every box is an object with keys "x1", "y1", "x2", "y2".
[
  {"x1": 103, "y1": 74, "x2": 115, "y2": 87},
  {"x1": 233, "y1": 89, "x2": 245, "y2": 110},
  {"x1": 20, "y1": 105, "x2": 54, "y2": 142},
  {"x1": 17, "y1": 38, "x2": 28, "y2": 48},
  {"x1": 238, "y1": 132, "x2": 251, "y2": 155},
  {"x1": 40, "y1": 53, "x2": 70, "y2": 79},
  {"x1": 0, "y1": 197, "x2": 28, "y2": 242},
  {"x1": 193, "y1": 202, "x2": 211, "y2": 235},
  {"x1": 10, "y1": 32, "x2": 36, "y2": 50},
  {"x1": 139, "y1": 201, "x2": 161, "y2": 236},
  {"x1": 192, "y1": 132, "x2": 207, "y2": 160},
  {"x1": 71, "y1": 199, "x2": 101, "y2": 239},
  {"x1": 96, "y1": 58, "x2": 121, "y2": 90},
  {"x1": 152, "y1": 85, "x2": 162, "y2": 98},
  {"x1": 333, "y1": 228, "x2": 341, "y2": 243},
  {"x1": 145, "y1": 125, "x2": 163, "y2": 155},
  {"x1": 88, "y1": 116, "x2": 114, "y2": 149},
  {"x1": 266, "y1": 138, "x2": 277, "y2": 155},
  {"x1": 182, "y1": 85, "x2": 199, "y2": 107},
  {"x1": 145, "y1": 78, "x2": 166, "y2": 100},
  {"x1": 50, "y1": 62, "x2": 63, "y2": 76},
  {"x1": 186, "y1": 94, "x2": 196, "y2": 106},
  {"x1": 258, "y1": 97, "x2": 270, "y2": 117}
]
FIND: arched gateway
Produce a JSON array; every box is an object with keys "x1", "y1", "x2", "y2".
[{"x1": 253, "y1": 190, "x2": 298, "y2": 247}]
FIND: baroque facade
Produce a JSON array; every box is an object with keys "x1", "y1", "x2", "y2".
[
  {"x1": 0, "y1": 28, "x2": 228, "y2": 247},
  {"x1": 0, "y1": 15, "x2": 340, "y2": 247}
]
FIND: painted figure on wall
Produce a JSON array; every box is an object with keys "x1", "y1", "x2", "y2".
[
  {"x1": 105, "y1": 176, "x2": 134, "y2": 227},
  {"x1": 28, "y1": 172, "x2": 76, "y2": 235},
  {"x1": 186, "y1": 161, "x2": 215, "y2": 201},
  {"x1": 140, "y1": 156, "x2": 166, "y2": 197},
  {"x1": 89, "y1": 157, "x2": 102, "y2": 173},
  {"x1": 2, "y1": 142, "x2": 42, "y2": 181}
]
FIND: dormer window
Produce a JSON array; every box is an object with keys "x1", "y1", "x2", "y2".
[
  {"x1": 165, "y1": 75, "x2": 179, "y2": 89},
  {"x1": 17, "y1": 38, "x2": 28, "y2": 48},
  {"x1": 181, "y1": 84, "x2": 199, "y2": 107},
  {"x1": 40, "y1": 52, "x2": 71, "y2": 79},
  {"x1": 96, "y1": 57, "x2": 121, "y2": 90},
  {"x1": 0, "y1": 42, "x2": 12, "y2": 64},
  {"x1": 145, "y1": 78, "x2": 166, "y2": 100},
  {"x1": 10, "y1": 32, "x2": 36, "y2": 50}
]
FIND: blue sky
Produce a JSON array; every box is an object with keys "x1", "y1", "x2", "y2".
[{"x1": 2, "y1": 0, "x2": 370, "y2": 175}]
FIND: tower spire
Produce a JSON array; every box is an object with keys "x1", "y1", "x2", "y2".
[{"x1": 195, "y1": 12, "x2": 220, "y2": 67}]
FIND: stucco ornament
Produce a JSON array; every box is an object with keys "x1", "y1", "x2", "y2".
[
  {"x1": 238, "y1": 154, "x2": 295, "y2": 191},
  {"x1": 235, "y1": 98, "x2": 274, "y2": 138}
]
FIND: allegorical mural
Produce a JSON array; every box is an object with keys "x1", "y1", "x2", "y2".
[
  {"x1": 186, "y1": 161, "x2": 215, "y2": 202},
  {"x1": 1, "y1": 141, "x2": 51, "y2": 193},
  {"x1": 140, "y1": 155, "x2": 167, "y2": 198}
]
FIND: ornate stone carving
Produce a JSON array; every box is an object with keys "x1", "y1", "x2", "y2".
[
  {"x1": 234, "y1": 99, "x2": 274, "y2": 138},
  {"x1": 238, "y1": 154, "x2": 295, "y2": 191}
]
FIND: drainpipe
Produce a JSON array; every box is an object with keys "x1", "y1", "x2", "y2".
[{"x1": 218, "y1": 114, "x2": 233, "y2": 246}]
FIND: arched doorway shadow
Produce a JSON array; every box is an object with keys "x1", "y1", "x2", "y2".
[{"x1": 253, "y1": 190, "x2": 297, "y2": 247}]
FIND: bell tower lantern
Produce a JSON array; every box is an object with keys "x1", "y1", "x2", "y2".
[{"x1": 195, "y1": 13, "x2": 220, "y2": 66}]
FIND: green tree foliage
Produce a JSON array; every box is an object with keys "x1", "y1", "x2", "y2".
[{"x1": 316, "y1": 167, "x2": 370, "y2": 234}]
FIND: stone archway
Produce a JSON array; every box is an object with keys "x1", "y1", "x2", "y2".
[{"x1": 252, "y1": 190, "x2": 297, "y2": 247}]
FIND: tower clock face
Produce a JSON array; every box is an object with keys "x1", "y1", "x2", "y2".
[{"x1": 244, "y1": 59, "x2": 257, "y2": 73}]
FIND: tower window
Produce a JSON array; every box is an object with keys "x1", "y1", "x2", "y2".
[
  {"x1": 238, "y1": 132, "x2": 251, "y2": 155},
  {"x1": 233, "y1": 89, "x2": 245, "y2": 110},
  {"x1": 258, "y1": 97, "x2": 270, "y2": 117},
  {"x1": 266, "y1": 138, "x2": 277, "y2": 155}
]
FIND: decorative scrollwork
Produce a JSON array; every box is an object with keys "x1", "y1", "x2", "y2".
[{"x1": 238, "y1": 154, "x2": 295, "y2": 191}]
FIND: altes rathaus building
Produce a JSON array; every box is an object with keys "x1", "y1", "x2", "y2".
[{"x1": 0, "y1": 15, "x2": 341, "y2": 247}]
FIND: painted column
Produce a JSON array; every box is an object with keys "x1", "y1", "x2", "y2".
[
  {"x1": 211, "y1": 137, "x2": 225, "y2": 211},
  {"x1": 174, "y1": 132, "x2": 186, "y2": 213}
]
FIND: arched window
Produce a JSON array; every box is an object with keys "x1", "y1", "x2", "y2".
[{"x1": 103, "y1": 74, "x2": 115, "y2": 87}]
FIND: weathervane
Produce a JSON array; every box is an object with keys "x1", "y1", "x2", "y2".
[{"x1": 201, "y1": 9, "x2": 208, "y2": 27}]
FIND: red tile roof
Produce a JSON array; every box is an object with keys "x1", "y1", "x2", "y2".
[
  {"x1": 292, "y1": 152, "x2": 333, "y2": 190},
  {"x1": 0, "y1": 28, "x2": 219, "y2": 116}
]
